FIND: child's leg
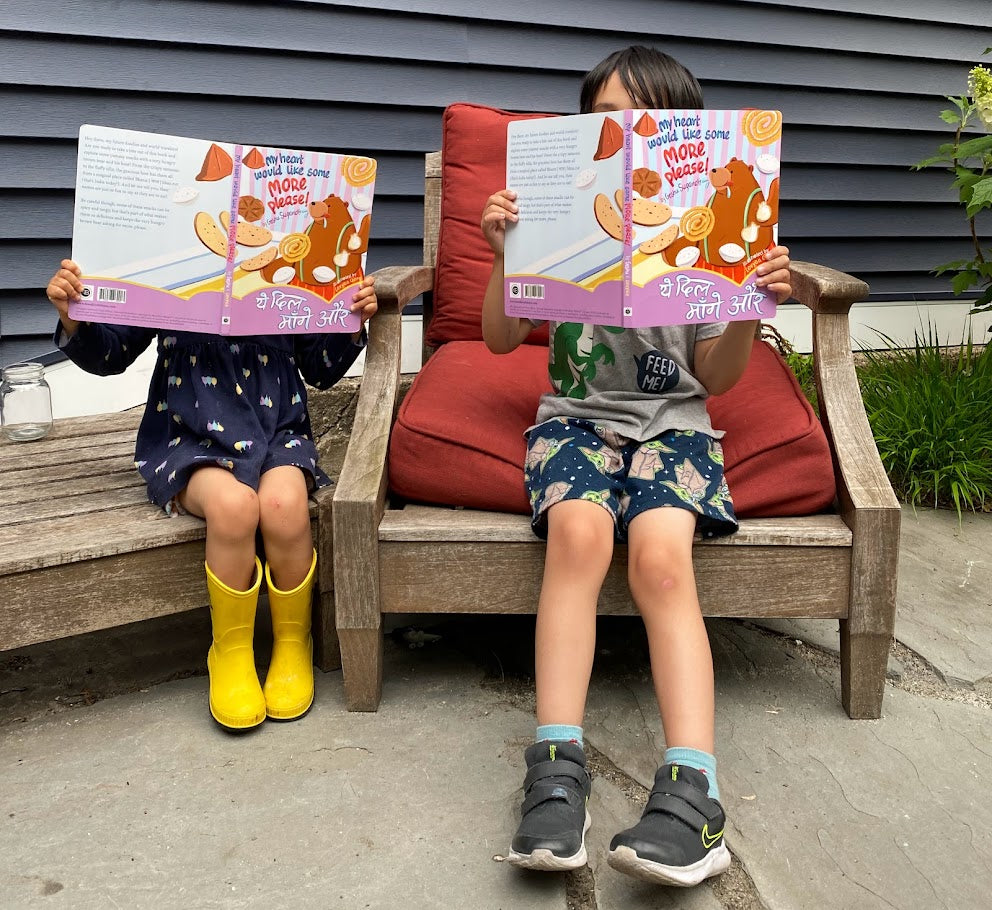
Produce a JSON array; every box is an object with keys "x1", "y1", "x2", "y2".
[
  {"x1": 257, "y1": 466, "x2": 317, "y2": 721},
  {"x1": 178, "y1": 467, "x2": 264, "y2": 731},
  {"x1": 256, "y1": 465, "x2": 314, "y2": 589},
  {"x1": 178, "y1": 466, "x2": 260, "y2": 591},
  {"x1": 536, "y1": 499, "x2": 615, "y2": 726},
  {"x1": 607, "y1": 506, "x2": 730, "y2": 886},
  {"x1": 508, "y1": 499, "x2": 611, "y2": 871},
  {"x1": 511, "y1": 417, "x2": 623, "y2": 871},
  {"x1": 625, "y1": 506, "x2": 714, "y2": 754}
]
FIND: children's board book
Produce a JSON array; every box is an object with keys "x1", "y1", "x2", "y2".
[
  {"x1": 504, "y1": 109, "x2": 781, "y2": 327},
  {"x1": 69, "y1": 124, "x2": 376, "y2": 334}
]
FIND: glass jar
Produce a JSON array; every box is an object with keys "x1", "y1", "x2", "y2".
[{"x1": 0, "y1": 362, "x2": 54, "y2": 442}]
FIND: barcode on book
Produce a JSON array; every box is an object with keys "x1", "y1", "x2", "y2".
[
  {"x1": 97, "y1": 287, "x2": 127, "y2": 304},
  {"x1": 522, "y1": 283, "x2": 545, "y2": 300}
]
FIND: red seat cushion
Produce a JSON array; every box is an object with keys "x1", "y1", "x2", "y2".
[
  {"x1": 430, "y1": 102, "x2": 552, "y2": 349},
  {"x1": 388, "y1": 338, "x2": 836, "y2": 518}
]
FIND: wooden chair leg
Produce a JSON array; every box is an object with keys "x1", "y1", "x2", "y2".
[
  {"x1": 313, "y1": 587, "x2": 341, "y2": 672},
  {"x1": 839, "y1": 508, "x2": 901, "y2": 719},
  {"x1": 839, "y1": 622, "x2": 891, "y2": 719},
  {"x1": 339, "y1": 625, "x2": 384, "y2": 711}
]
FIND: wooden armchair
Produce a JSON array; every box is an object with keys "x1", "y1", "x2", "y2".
[{"x1": 333, "y1": 107, "x2": 900, "y2": 720}]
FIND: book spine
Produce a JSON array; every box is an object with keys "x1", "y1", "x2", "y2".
[
  {"x1": 219, "y1": 144, "x2": 244, "y2": 335},
  {"x1": 621, "y1": 110, "x2": 633, "y2": 326}
]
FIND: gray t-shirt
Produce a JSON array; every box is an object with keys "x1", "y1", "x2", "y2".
[{"x1": 533, "y1": 320, "x2": 727, "y2": 440}]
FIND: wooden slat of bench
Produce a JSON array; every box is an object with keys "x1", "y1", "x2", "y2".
[
  {"x1": 0, "y1": 466, "x2": 140, "y2": 505},
  {"x1": 1, "y1": 484, "x2": 154, "y2": 526},
  {"x1": 0, "y1": 452, "x2": 137, "y2": 490},
  {"x1": 0, "y1": 431, "x2": 138, "y2": 472},
  {"x1": 2, "y1": 541, "x2": 212, "y2": 650},
  {"x1": 378, "y1": 539, "x2": 850, "y2": 618},
  {"x1": 379, "y1": 505, "x2": 853, "y2": 547},
  {"x1": 0, "y1": 501, "x2": 321, "y2": 575}
]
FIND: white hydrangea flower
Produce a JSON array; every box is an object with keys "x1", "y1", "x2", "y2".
[{"x1": 968, "y1": 64, "x2": 992, "y2": 132}]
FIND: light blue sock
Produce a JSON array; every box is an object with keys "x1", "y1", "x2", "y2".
[
  {"x1": 536, "y1": 724, "x2": 583, "y2": 746},
  {"x1": 665, "y1": 747, "x2": 720, "y2": 801}
]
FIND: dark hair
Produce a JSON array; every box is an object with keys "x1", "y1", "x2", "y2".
[{"x1": 579, "y1": 45, "x2": 704, "y2": 113}]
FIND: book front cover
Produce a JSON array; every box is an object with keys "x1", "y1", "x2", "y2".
[
  {"x1": 624, "y1": 109, "x2": 780, "y2": 327},
  {"x1": 504, "y1": 109, "x2": 781, "y2": 327},
  {"x1": 70, "y1": 125, "x2": 375, "y2": 334}
]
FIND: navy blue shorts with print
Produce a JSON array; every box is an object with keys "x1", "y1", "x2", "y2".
[{"x1": 524, "y1": 417, "x2": 739, "y2": 542}]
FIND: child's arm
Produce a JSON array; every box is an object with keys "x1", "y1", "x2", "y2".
[
  {"x1": 46, "y1": 259, "x2": 156, "y2": 374},
  {"x1": 693, "y1": 246, "x2": 792, "y2": 396},
  {"x1": 481, "y1": 190, "x2": 534, "y2": 355},
  {"x1": 294, "y1": 275, "x2": 376, "y2": 389}
]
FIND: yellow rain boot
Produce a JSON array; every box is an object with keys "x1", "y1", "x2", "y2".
[
  {"x1": 206, "y1": 557, "x2": 266, "y2": 731},
  {"x1": 263, "y1": 550, "x2": 317, "y2": 720}
]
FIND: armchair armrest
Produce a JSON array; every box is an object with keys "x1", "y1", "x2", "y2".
[
  {"x1": 790, "y1": 262, "x2": 897, "y2": 516},
  {"x1": 371, "y1": 265, "x2": 436, "y2": 316},
  {"x1": 334, "y1": 264, "x2": 435, "y2": 515},
  {"x1": 790, "y1": 260, "x2": 869, "y2": 315}
]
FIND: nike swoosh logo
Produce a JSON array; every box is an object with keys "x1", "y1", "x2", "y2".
[{"x1": 701, "y1": 824, "x2": 723, "y2": 849}]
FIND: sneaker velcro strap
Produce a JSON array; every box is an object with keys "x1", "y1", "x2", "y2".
[
  {"x1": 523, "y1": 759, "x2": 587, "y2": 792},
  {"x1": 643, "y1": 790, "x2": 709, "y2": 830},
  {"x1": 521, "y1": 780, "x2": 585, "y2": 816},
  {"x1": 645, "y1": 777, "x2": 721, "y2": 824}
]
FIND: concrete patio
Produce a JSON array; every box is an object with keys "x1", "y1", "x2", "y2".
[{"x1": 1, "y1": 504, "x2": 989, "y2": 909}]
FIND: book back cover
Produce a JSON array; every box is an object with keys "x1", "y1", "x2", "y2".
[{"x1": 504, "y1": 113, "x2": 627, "y2": 325}]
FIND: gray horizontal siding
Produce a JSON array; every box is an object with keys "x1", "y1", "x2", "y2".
[{"x1": 2, "y1": 0, "x2": 991, "y2": 364}]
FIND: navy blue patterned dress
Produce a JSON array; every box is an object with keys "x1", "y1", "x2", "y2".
[{"x1": 57, "y1": 323, "x2": 365, "y2": 508}]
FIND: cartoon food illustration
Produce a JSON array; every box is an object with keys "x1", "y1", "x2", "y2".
[
  {"x1": 172, "y1": 186, "x2": 198, "y2": 205},
  {"x1": 679, "y1": 207, "x2": 716, "y2": 242},
  {"x1": 218, "y1": 211, "x2": 273, "y2": 247},
  {"x1": 662, "y1": 157, "x2": 780, "y2": 271},
  {"x1": 633, "y1": 112, "x2": 658, "y2": 137},
  {"x1": 631, "y1": 167, "x2": 662, "y2": 197},
  {"x1": 242, "y1": 147, "x2": 265, "y2": 169},
  {"x1": 196, "y1": 143, "x2": 233, "y2": 181},
  {"x1": 574, "y1": 168, "x2": 597, "y2": 189},
  {"x1": 278, "y1": 233, "x2": 311, "y2": 263},
  {"x1": 237, "y1": 195, "x2": 264, "y2": 221},
  {"x1": 741, "y1": 109, "x2": 782, "y2": 146},
  {"x1": 260, "y1": 194, "x2": 370, "y2": 291},
  {"x1": 593, "y1": 192, "x2": 624, "y2": 240},
  {"x1": 638, "y1": 224, "x2": 679, "y2": 255},
  {"x1": 193, "y1": 211, "x2": 228, "y2": 256},
  {"x1": 240, "y1": 247, "x2": 277, "y2": 272},
  {"x1": 342, "y1": 156, "x2": 376, "y2": 187},
  {"x1": 594, "y1": 116, "x2": 624, "y2": 160},
  {"x1": 631, "y1": 198, "x2": 671, "y2": 226}
]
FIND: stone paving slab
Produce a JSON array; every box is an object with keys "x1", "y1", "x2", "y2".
[
  {"x1": 585, "y1": 620, "x2": 992, "y2": 910},
  {"x1": 1, "y1": 648, "x2": 565, "y2": 910},
  {"x1": 895, "y1": 506, "x2": 992, "y2": 689}
]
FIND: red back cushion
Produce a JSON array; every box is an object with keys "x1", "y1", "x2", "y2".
[
  {"x1": 429, "y1": 102, "x2": 553, "y2": 348},
  {"x1": 388, "y1": 338, "x2": 837, "y2": 518}
]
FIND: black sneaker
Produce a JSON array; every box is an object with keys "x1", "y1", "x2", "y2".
[
  {"x1": 607, "y1": 763, "x2": 731, "y2": 887},
  {"x1": 507, "y1": 741, "x2": 591, "y2": 871}
]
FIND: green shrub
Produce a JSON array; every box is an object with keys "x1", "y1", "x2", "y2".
[
  {"x1": 785, "y1": 350, "x2": 818, "y2": 413},
  {"x1": 857, "y1": 326, "x2": 992, "y2": 516}
]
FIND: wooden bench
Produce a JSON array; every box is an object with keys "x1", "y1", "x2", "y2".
[
  {"x1": 0, "y1": 409, "x2": 339, "y2": 668},
  {"x1": 331, "y1": 150, "x2": 902, "y2": 719}
]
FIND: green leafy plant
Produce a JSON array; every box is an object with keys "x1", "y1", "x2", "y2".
[
  {"x1": 857, "y1": 325, "x2": 992, "y2": 517},
  {"x1": 915, "y1": 51, "x2": 992, "y2": 318}
]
